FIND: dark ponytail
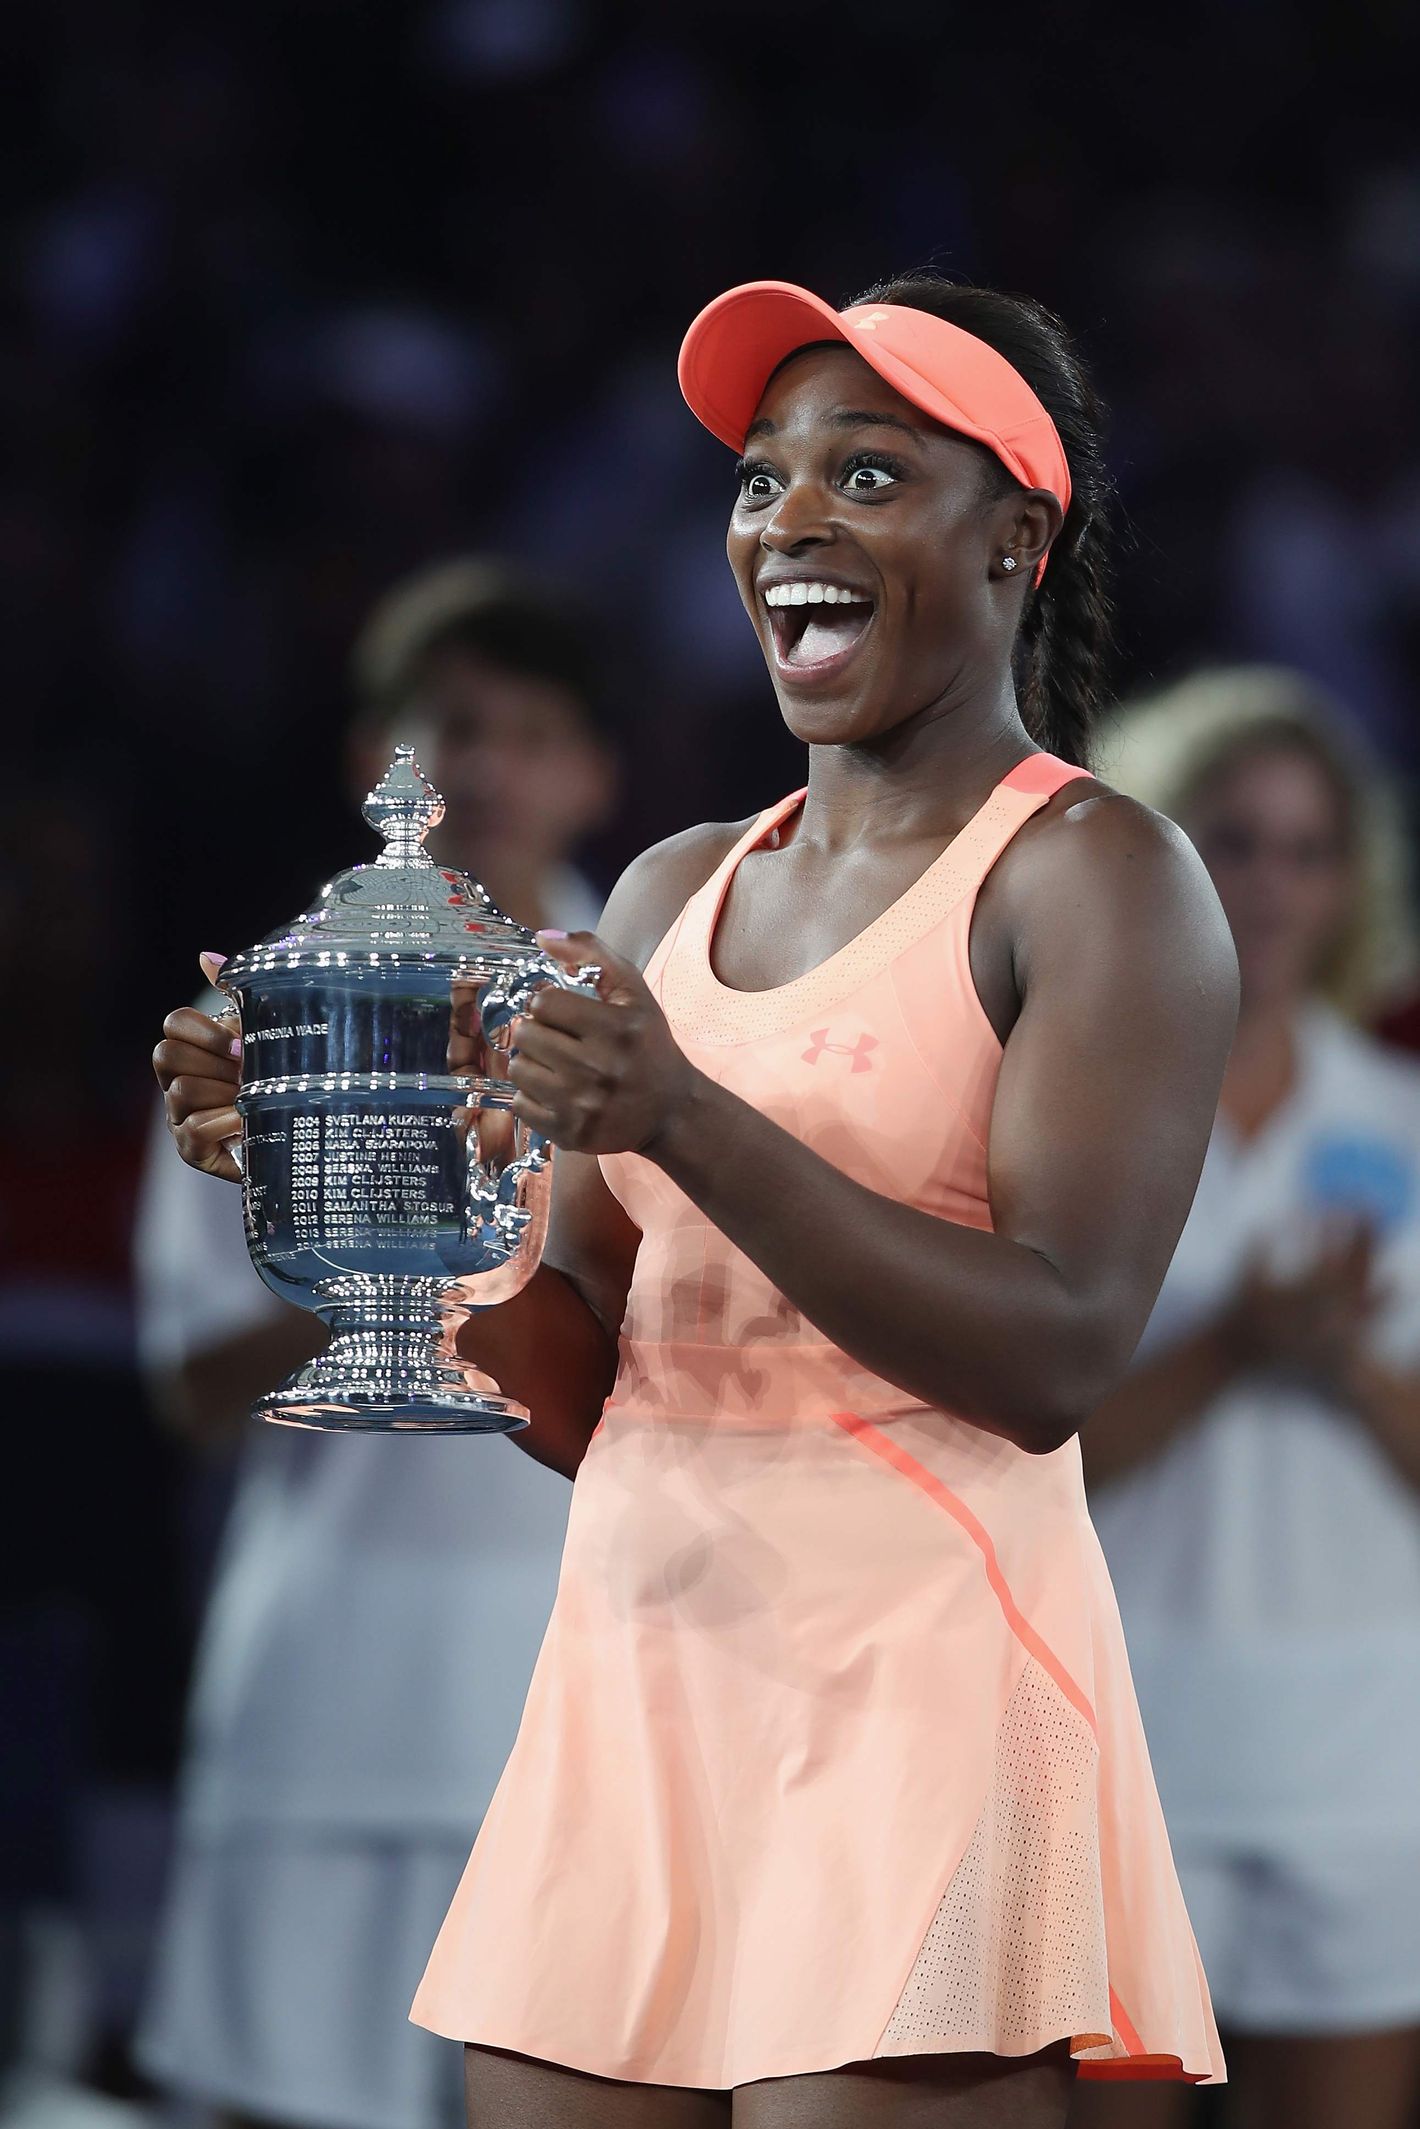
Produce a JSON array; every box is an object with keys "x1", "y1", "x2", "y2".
[{"x1": 850, "y1": 274, "x2": 1116, "y2": 769}]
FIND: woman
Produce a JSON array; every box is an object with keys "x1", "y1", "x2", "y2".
[
  {"x1": 155, "y1": 277, "x2": 1237, "y2": 2125},
  {"x1": 1077, "y1": 671, "x2": 1420, "y2": 2129}
]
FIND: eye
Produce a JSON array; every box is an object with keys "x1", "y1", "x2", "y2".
[
  {"x1": 839, "y1": 452, "x2": 903, "y2": 493},
  {"x1": 734, "y1": 458, "x2": 784, "y2": 503}
]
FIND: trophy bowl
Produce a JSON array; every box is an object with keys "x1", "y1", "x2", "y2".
[{"x1": 219, "y1": 747, "x2": 598, "y2": 1434}]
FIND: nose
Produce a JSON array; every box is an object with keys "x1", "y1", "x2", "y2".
[{"x1": 759, "y1": 477, "x2": 835, "y2": 554}]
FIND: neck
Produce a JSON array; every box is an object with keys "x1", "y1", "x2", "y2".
[
  {"x1": 432, "y1": 840, "x2": 562, "y2": 933},
  {"x1": 1220, "y1": 990, "x2": 1303, "y2": 1131},
  {"x1": 798, "y1": 675, "x2": 1035, "y2": 852}
]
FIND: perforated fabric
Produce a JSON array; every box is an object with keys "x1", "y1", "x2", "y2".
[{"x1": 876, "y1": 1658, "x2": 1113, "y2": 2058}]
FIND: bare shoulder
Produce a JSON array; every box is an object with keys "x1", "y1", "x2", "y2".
[
  {"x1": 595, "y1": 817, "x2": 753, "y2": 968},
  {"x1": 1001, "y1": 776, "x2": 1240, "y2": 1008}
]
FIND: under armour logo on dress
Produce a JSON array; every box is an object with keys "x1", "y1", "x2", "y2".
[{"x1": 802, "y1": 1030, "x2": 878, "y2": 1071}]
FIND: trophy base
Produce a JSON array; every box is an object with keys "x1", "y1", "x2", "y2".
[{"x1": 253, "y1": 1323, "x2": 530, "y2": 1434}]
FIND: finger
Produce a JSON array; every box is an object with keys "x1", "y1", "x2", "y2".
[
  {"x1": 1314, "y1": 1216, "x2": 1364, "y2": 1265},
  {"x1": 510, "y1": 1088, "x2": 559, "y2": 1137},
  {"x1": 523, "y1": 984, "x2": 615, "y2": 1038},
  {"x1": 176, "y1": 1106, "x2": 241, "y2": 1146},
  {"x1": 156, "y1": 1034, "x2": 241, "y2": 1078},
  {"x1": 512, "y1": 1015, "x2": 595, "y2": 1070},
  {"x1": 507, "y1": 1053, "x2": 572, "y2": 1108},
  {"x1": 161, "y1": 1007, "x2": 244, "y2": 1059},
  {"x1": 198, "y1": 951, "x2": 228, "y2": 987},
  {"x1": 154, "y1": 1032, "x2": 240, "y2": 1080},
  {"x1": 164, "y1": 1072, "x2": 244, "y2": 1124},
  {"x1": 535, "y1": 930, "x2": 643, "y2": 1007},
  {"x1": 174, "y1": 1108, "x2": 243, "y2": 1181},
  {"x1": 153, "y1": 1042, "x2": 241, "y2": 1098}
]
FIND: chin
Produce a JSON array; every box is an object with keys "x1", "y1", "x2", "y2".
[{"x1": 767, "y1": 662, "x2": 892, "y2": 749}]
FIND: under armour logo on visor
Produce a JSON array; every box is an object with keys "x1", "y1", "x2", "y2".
[
  {"x1": 802, "y1": 1030, "x2": 878, "y2": 1071},
  {"x1": 854, "y1": 310, "x2": 890, "y2": 332}
]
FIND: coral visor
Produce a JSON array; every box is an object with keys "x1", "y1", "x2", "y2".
[{"x1": 678, "y1": 280, "x2": 1072, "y2": 555}]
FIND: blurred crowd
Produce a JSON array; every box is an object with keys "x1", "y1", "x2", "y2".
[{"x1": 5, "y1": 2, "x2": 1420, "y2": 2126}]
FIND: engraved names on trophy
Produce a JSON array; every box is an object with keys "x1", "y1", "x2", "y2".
[
  {"x1": 220, "y1": 745, "x2": 594, "y2": 1427},
  {"x1": 288, "y1": 1108, "x2": 460, "y2": 1251}
]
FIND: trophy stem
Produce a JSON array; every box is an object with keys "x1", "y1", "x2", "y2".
[{"x1": 254, "y1": 1285, "x2": 529, "y2": 1434}]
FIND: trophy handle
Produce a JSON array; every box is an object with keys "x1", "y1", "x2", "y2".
[
  {"x1": 213, "y1": 989, "x2": 245, "y2": 1176},
  {"x1": 462, "y1": 955, "x2": 603, "y2": 1256},
  {"x1": 476, "y1": 953, "x2": 603, "y2": 1042}
]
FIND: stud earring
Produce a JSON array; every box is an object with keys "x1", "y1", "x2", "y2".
[{"x1": 1001, "y1": 554, "x2": 1018, "y2": 573}]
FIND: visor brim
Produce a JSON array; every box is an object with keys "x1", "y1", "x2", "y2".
[{"x1": 678, "y1": 282, "x2": 855, "y2": 452}]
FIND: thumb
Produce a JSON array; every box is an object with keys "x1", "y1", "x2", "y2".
[
  {"x1": 536, "y1": 928, "x2": 641, "y2": 1006},
  {"x1": 199, "y1": 950, "x2": 229, "y2": 988}
]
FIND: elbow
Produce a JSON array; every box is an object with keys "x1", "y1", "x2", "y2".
[
  {"x1": 1003, "y1": 1404, "x2": 1086, "y2": 1457},
  {"x1": 990, "y1": 1320, "x2": 1129, "y2": 1456}
]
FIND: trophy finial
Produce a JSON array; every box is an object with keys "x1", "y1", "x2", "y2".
[{"x1": 363, "y1": 745, "x2": 445, "y2": 866}]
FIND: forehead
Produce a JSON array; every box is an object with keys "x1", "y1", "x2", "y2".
[
  {"x1": 411, "y1": 647, "x2": 590, "y2": 730},
  {"x1": 746, "y1": 342, "x2": 948, "y2": 445},
  {"x1": 1196, "y1": 743, "x2": 1348, "y2": 821}
]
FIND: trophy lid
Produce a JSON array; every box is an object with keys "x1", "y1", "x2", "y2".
[{"x1": 222, "y1": 746, "x2": 538, "y2": 983}]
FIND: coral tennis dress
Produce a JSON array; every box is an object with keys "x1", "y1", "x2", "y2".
[{"x1": 411, "y1": 753, "x2": 1226, "y2": 2090}]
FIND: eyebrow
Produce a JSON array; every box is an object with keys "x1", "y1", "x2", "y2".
[{"x1": 743, "y1": 408, "x2": 928, "y2": 445}]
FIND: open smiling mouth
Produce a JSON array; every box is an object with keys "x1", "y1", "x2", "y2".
[{"x1": 762, "y1": 582, "x2": 875, "y2": 675}]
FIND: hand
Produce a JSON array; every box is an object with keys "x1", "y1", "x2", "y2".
[
  {"x1": 507, "y1": 931, "x2": 698, "y2": 1157},
  {"x1": 151, "y1": 952, "x2": 243, "y2": 1183},
  {"x1": 1223, "y1": 1221, "x2": 1386, "y2": 1392}
]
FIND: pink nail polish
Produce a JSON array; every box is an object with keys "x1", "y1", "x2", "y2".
[
  {"x1": 229, "y1": 1035, "x2": 243, "y2": 1057},
  {"x1": 537, "y1": 929, "x2": 569, "y2": 941},
  {"x1": 201, "y1": 951, "x2": 228, "y2": 968}
]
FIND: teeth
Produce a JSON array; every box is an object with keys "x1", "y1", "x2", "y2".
[{"x1": 763, "y1": 582, "x2": 868, "y2": 609}]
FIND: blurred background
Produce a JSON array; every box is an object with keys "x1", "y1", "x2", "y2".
[{"x1": 5, "y1": 3, "x2": 1420, "y2": 2127}]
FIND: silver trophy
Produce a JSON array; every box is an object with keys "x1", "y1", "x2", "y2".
[{"x1": 219, "y1": 746, "x2": 599, "y2": 1434}]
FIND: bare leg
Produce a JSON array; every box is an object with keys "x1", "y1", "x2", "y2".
[
  {"x1": 733, "y1": 2044, "x2": 1075, "y2": 2127},
  {"x1": 1065, "y1": 2075, "x2": 1203, "y2": 2129},
  {"x1": 1227, "y1": 2026, "x2": 1420, "y2": 2129},
  {"x1": 466, "y1": 2044, "x2": 732, "y2": 2128}
]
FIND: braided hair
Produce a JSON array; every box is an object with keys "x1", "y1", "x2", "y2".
[{"x1": 850, "y1": 274, "x2": 1116, "y2": 769}]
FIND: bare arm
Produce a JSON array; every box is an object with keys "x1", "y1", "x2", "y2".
[
  {"x1": 1083, "y1": 1224, "x2": 1420, "y2": 1495},
  {"x1": 516, "y1": 794, "x2": 1240, "y2": 1453},
  {"x1": 1347, "y1": 1358, "x2": 1420, "y2": 1495},
  {"x1": 159, "y1": 1312, "x2": 327, "y2": 1449},
  {"x1": 1078, "y1": 1318, "x2": 1242, "y2": 1488}
]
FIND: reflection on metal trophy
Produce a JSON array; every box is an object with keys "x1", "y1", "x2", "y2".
[{"x1": 220, "y1": 746, "x2": 599, "y2": 1433}]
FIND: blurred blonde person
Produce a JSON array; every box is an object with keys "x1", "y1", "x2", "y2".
[
  {"x1": 135, "y1": 561, "x2": 616, "y2": 2129},
  {"x1": 1075, "y1": 669, "x2": 1420, "y2": 2129}
]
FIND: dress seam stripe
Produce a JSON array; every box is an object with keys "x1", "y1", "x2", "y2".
[
  {"x1": 830, "y1": 1412, "x2": 1156, "y2": 2063},
  {"x1": 1108, "y1": 1987, "x2": 1148, "y2": 2057},
  {"x1": 828, "y1": 1411, "x2": 1098, "y2": 1737}
]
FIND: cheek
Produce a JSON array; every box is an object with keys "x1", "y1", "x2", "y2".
[
  {"x1": 1297, "y1": 869, "x2": 1353, "y2": 948},
  {"x1": 881, "y1": 521, "x2": 987, "y2": 647},
  {"x1": 726, "y1": 517, "x2": 759, "y2": 611}
]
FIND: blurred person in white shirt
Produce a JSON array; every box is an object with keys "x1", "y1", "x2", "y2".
[
  {"x1": 1075, "y1": 669, "x2": 1420, "y2": 2129},
  {"x1": 135, "y1": 558, "x2": 616, "y2": 2129}
]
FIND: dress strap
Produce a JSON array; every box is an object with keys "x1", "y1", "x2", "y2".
[
  {"x1": 1001, "y1": 753, "x2": 1092, "y2": 799},
  {"x1": 641, "y1": 791, "x2": 807, "y2": 993},
  {"x1": 935, "y1": 753, "x2": 1093, "y2": 902},
  {"x1": 652, "y1": 757, "x2": 1092, "y2": 1040}
]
